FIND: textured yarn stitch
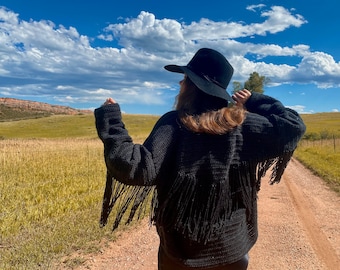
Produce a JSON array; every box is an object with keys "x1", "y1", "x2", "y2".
[{"x1": 95, "y1": 92, "x2": 306, "y2": 267}]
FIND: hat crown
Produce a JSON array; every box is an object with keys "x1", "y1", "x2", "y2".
[
  {"x1": 163, "y1": 48, "x2": 234, "y2": 102},
  {"x1": 187, "y1": 48, "x2": 233, "y2": 89}
]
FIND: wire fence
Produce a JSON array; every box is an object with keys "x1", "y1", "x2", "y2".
[{"x1": 299, "y1": 136, "x2": 339, "y2": 153}]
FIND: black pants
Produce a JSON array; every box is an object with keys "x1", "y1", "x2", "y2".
[{"x1": 158, "y1": 247, "x2": 249, "y2": 270}]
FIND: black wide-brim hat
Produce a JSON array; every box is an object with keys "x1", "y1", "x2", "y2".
[{"x1": 164, "y1": 48, "x2": 234, "y2": 103}]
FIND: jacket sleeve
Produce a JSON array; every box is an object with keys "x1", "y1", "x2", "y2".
[
  {"x1": 241, "y1": 92, "x2": 306, "y2": 161},
  {"x1": 95, "y1": 104, "x2": 178, "y2": 186}
]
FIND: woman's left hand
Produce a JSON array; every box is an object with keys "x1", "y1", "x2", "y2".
[{"x1": 232, "y1": 89, "x2": 251, "y2": 106}]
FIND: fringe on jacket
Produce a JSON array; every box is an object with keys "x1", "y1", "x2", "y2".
[{"x1": 99, "y1": 150, "x2": 293, "y2": 243}]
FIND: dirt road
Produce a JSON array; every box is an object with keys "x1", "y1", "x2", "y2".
[{"x1": 56, "y1": 159, "x2": 340, "y2": 269}]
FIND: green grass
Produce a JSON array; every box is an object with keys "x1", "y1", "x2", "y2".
[
  {"x1": 295, "y1": 112, "x2": 340, "y2": 192},
  {"x1": 0, "y1": 112, "x2": 339, "y2": 269},
  {"x1": 0, "y1": 139, "x2": 112, "y2": 269},
  {"x1": 0, "y1": 114, "x2": 96, "y2": 139},
  {"x1": 119, "y1": 114, "x2": 160, "y2": 141},
  {"x1": 295, "y1": 139, "x2": 340, "y2": 192},
  {"x1": 0, "y1": 113, "x2": 159, "y2": 140},
  {"x1": 0, "y1": 114, "x2": 159, "y2": 269},
  {"x1": 300, "y1": 112, "x2": 340, "y2": 140}
]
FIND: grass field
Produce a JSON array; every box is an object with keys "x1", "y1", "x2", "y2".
[
  {"x1": 300, "y1": 112, "x2": 340, "y2": 139},
  {"x1": 295, "y1": 137, "x2": 340, "y2": 193},
  {"x1": 0, "y1": 113, "x2": 159, "y2": 269},
  {"x1": 295, "y1": 112, "x2": 340, "y2": 192},
  {"x1": 0, "y1": 138, "x2": 109, "y2": 269},
  {"x1": 0, "y1": 113, "x2": 159, "y2": 140},
  {"x1": 0, "y1": 112, "x2": 339, "y2": 269}
]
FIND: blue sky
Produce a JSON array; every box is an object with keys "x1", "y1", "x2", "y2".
[{"x1": 0, "y1": 0, "x2": 339, "y2": 115}]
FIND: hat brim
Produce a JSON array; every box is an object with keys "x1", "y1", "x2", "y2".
[{"x1": 164, "y1": 65, "x2": 234, "y2": 103}]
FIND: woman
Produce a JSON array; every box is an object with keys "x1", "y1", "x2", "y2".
[{"x1": 95, "y1": 48, "x2": 306, "y2": 269}]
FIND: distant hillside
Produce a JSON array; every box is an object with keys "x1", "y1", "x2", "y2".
[{"x1": 0, "y1": 97, "x2": 92, "y2": 121}]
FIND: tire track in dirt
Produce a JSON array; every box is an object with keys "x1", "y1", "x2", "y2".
[
  {"x1": 282, "y1": 160, "x2": 340, "y2": 269},
  {"x1": 55, "y1": 159, "x2": 340, "y2": 270}
]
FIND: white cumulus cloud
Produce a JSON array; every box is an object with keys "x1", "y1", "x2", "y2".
[{"x1": 0, "y1": 5, "x2": 338, "y2": 112}]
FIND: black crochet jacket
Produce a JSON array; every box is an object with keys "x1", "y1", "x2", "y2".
[{"x1": 94, "y1": 92, "x2": 306, "y2": 267}]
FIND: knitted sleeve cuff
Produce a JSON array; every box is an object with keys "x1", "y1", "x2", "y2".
[{"x1": 94, "y1": 103, "x2": 124, "y2": 141}]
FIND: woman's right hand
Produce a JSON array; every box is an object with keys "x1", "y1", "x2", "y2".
[{"x1": 103, "y1": 98, "x2": 116, "y2": 106}]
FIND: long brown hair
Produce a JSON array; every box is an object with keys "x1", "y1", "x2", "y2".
[{"x1": 176, "y1": 76, "x2": 246, "y2": 135}]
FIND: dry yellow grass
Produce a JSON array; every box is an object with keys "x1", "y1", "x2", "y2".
[
  {"x1": 295, "y1": 138, "x2": 340, "y2": 192},
  {"x1": 0, "y1": 113, "x2": 159, "y2": 269},
  {"x1": 0, "y1": 138, "x2": 118, "y2": 269},
  {"x1": 1, "y1": 112, "x2": 339, "y2": 269}
]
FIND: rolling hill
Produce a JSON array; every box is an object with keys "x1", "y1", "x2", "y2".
[{"x1": 0, "y1": 97, "x2": 92, "y2": 121}]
